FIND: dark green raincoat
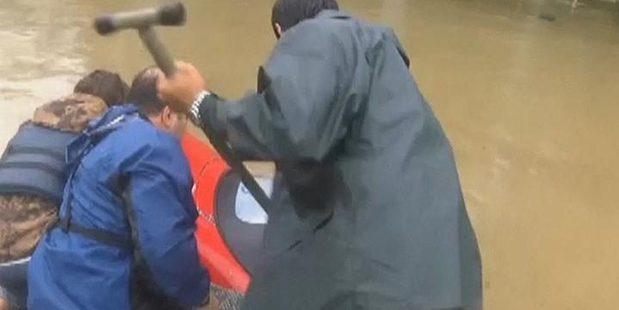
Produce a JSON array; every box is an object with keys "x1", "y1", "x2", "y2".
[{"x1": 198, "y1": 10, "x2": 482, "y2": 310}]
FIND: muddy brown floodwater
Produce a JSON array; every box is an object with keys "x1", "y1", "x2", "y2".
[{"x1": 1, "y1": 0, "x2": 619, "y2": 309}]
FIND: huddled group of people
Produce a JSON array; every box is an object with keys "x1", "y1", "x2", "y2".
[{"x1": 1, "y1": 67, "x2": 214, "y2": 310}]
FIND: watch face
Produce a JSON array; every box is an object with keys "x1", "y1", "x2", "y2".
[
  {"x1": 189, "y1": 100, "x2": 201, "y2": 125},
  {"x1": 190, "y1": 110, "x2": 200, "y2": 125}
]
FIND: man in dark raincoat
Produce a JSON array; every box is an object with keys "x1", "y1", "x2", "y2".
[{"x1": 158, "y1": 0, "x2": 483, "y2": 309}]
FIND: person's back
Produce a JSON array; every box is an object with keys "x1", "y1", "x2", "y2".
[
  {"x1": 237, "y1": 12, "x2": 482, "y2": 310},
  {"x1": 326, "y1": 13, "x2": 482, "y2": 309},
  {"x1": 0, "y1": 71, "x2": 127, "y2": 262},
  {"x1": 28, "y1": 69, "x2": 211, "y2": 310},
  {"x1": 0, "y1": 94, "x2": 105, "y2": 261},
  {"x1": 0, "y1": 70, "x2": 127, "y2": 310}
]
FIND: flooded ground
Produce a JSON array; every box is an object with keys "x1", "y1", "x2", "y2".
[{"x1": 1, "y1": 0, "x2": 619, "y2": 309}]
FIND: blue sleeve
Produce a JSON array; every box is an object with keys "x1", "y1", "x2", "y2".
[{"x1": 125, "y1": 134, "x2": 210, "y2": 307}]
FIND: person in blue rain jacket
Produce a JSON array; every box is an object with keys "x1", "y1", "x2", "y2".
[{"x1": 27, "y1": 68, "x2": 212, "y2": 310}]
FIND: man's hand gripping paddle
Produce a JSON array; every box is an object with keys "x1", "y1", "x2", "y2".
[{"x1": 93, "y1": 2, "x2": 272, "y2": 211}]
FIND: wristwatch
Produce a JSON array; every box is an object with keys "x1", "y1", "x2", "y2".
[{"x1": 189, "y1": 90, "x2": 211, "y2": 125}]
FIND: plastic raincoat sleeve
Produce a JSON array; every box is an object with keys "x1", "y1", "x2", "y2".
[
  {"x1": 127, "y1": 141, "x2": 210, "y2": 307},
  {"x1": 199, "y1": 26, "x2": 359, "y2": 161}
]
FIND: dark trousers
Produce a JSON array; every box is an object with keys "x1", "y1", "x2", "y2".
[
  {"x1": 0, "y1": 259, "x2": 29, "y2": 310},
  {"x1": 131, "y1": 257, "x2": 188, "y2": 310}
]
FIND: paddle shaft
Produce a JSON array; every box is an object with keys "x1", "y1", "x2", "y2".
[{"x1": 137, "y1": 28, "x2": 272, "y2": 211}]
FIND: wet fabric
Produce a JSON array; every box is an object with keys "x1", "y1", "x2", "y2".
[
  {"x1": 0, "y1": 258, "x2": 29, "y2": 310},
  {"x1": 28, "y1": 105, "x2": 210, "y2": 310},
  {"x1": 198, "y1": 10, "x2": 482, "y2": 310}
]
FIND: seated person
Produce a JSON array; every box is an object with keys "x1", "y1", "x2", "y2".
[
  {"x1": 27, "y1": 67, "x2": 212, "y2": 310},
  {"x1": 0, "y1": 70, "x2": 127, "y2": 310}
]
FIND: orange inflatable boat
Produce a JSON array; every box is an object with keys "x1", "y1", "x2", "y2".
[{"x1": 181, "y1": 133, "x2": 270, "y2": 307}]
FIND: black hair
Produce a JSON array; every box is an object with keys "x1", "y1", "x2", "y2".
[
  {"x1": 271, "y1": 0, "x2": 339, "y2": 37},
  {"x1": 73, "y1": 69, "x2": 129, "y2": 107},
  {"x1": 126, "y1": 67, "x2": 165, "y2": 116}
]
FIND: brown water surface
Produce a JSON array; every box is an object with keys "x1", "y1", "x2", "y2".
[{"x1": 1, "y1": 1, "x2": 618, "y2": 309}]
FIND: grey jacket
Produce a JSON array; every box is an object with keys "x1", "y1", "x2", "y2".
[{"x1": 199, "y1": 10, "x2": 482, "y2": 310}]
